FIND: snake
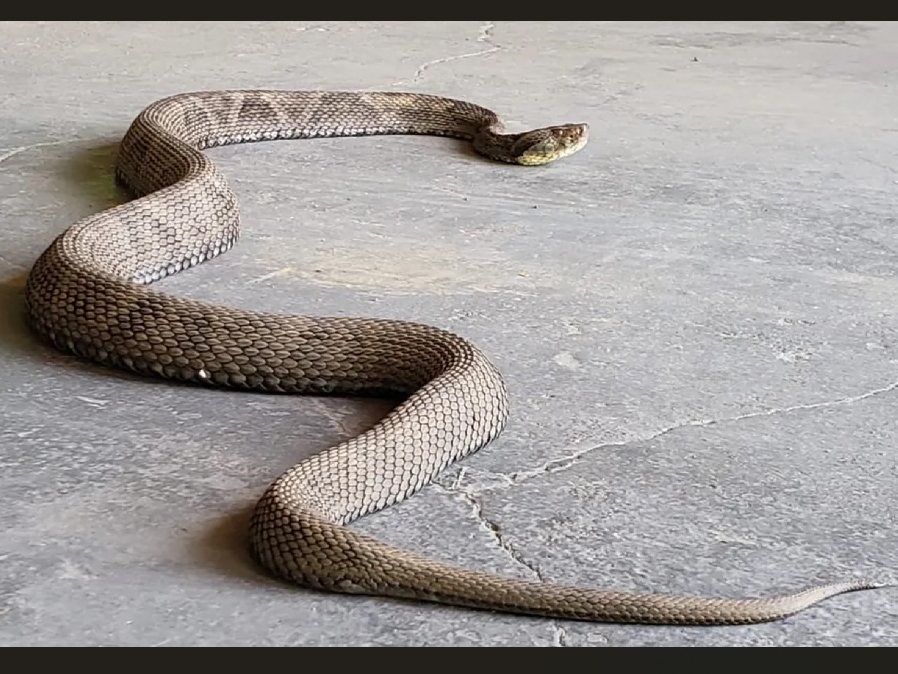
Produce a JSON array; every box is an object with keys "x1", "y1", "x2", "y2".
[{"x1": 24, "y1": 90, "x2": 890, "y2": 626}]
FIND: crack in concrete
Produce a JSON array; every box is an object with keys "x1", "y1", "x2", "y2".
[
  {"x1": 552, "y1": 625, "x2": 569, "y2": 647},
  {"x1": 0, "y1": 139, "x2": 77, "y2": 165},
  {"x1": 399, "y1": 21, "x2": 501, "y2": 86},
  {"x1": 0, "y1": 254, "x2": 27, "y2": 273},
  {"x1": 435, "y1": 467, "x2": 544, "y2": 580},
  {"x1": 434, "y1": 468, "x2": 571, "y2": 646},
  {"x1": 465, "y1": 377, "x2": 898, "y2": 491},
  {"x1": 426, "y1": 379, "x2": 898, "y2": 642},
  {"x1": 292, "y1": 23, "x2": 331, "y2": 33}
]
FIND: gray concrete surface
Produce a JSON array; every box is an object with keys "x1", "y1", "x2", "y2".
[{"x1": 1, "y1": 21, "x2": 897, "y2": 647}]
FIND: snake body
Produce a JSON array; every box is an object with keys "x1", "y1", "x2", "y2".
[{"x1": 25, "y1": 91, "x2": 887, "y2": 625}]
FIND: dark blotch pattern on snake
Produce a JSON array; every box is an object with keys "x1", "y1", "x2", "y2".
[{"x1": 25, "y1": 90, "x2": 889, "y2": 624}]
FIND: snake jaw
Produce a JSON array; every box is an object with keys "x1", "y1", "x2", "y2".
[{"x1": 512, "y1": 123, "x2": 590, "y2": 165}]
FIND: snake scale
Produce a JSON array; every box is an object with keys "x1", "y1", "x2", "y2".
[{"x1": 24, "y1": 90, "x2": 889, "y2": 625}]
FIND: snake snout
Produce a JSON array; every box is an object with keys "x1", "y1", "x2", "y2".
[{"x1": 512, "y1": 123, "x2": 589, "y2": 165}]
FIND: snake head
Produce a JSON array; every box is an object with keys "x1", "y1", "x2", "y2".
[{"x1": 511, "y1": 123, "x2": 589, "y2": 165}]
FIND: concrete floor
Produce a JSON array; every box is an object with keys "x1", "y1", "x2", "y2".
[{"x1": 1, "y1": 21, "x2": 897, "y2": 647}]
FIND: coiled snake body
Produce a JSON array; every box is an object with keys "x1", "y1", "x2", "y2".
[{"x1": 25, "y1": 91, "x2": 887, "y2": 625}]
